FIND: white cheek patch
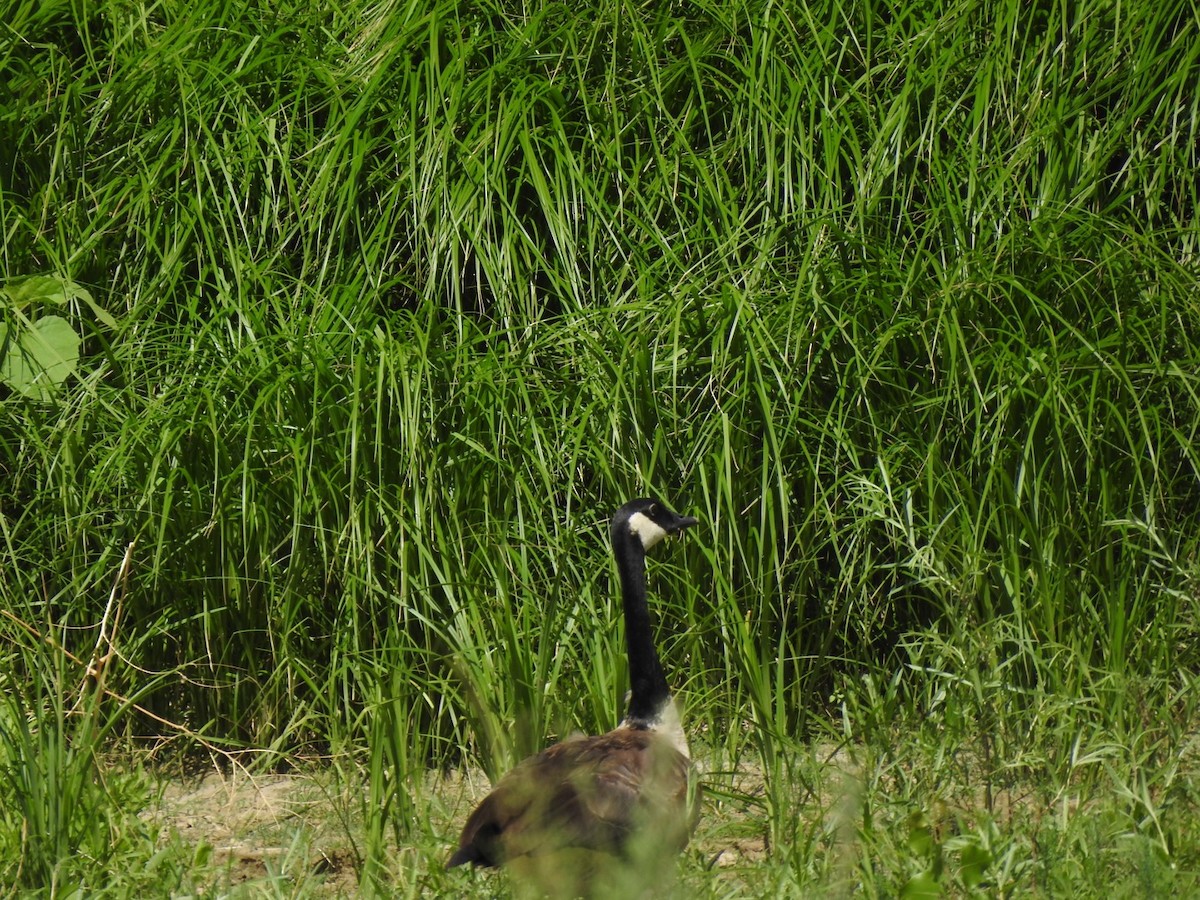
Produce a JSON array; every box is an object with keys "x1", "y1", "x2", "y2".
[{"x1": 628, "y1": 511, "x2": 668, "y2": 549}]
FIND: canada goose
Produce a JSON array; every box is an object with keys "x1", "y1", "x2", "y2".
[{"x1": 448, "y1": 498, "x2": 701, "y2": 897}]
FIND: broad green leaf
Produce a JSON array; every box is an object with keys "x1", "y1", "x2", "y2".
[
  {"x1": 1, "y1": 275, "x2": 69, "y2": 307},
  {"x1": 0, "y1": 315, "x2": 82, "y2": 400},
  {"x1": 74, "y1": 284, "x2": 119, "y2": 329},
  {"x1": 0, "y1": 276, "x2": 117, "y2": 329}
]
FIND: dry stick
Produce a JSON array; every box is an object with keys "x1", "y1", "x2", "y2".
[{"x1": 75, "y1": 540, "x2": 136, "y2": 711}]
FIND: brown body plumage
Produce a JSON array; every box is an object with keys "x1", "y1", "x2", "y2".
[
  {"x1": 448, "y1": 499, "x2": 701, "y2": 897},
  {"x1": 449, "y1": 727, "x2": 697, "y2": 866}
]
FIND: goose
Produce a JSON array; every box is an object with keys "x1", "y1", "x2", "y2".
[{"x1": 448, "y1": 498, "x2": 701, "y2": 897}]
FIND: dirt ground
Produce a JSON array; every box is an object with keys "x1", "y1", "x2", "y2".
[{"x1": 150, "y1": 769, "x2": 361, "y2": 895}]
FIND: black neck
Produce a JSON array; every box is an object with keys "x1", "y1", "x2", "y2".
[{"x1": 613, "y1": 530, "x2": 671, "y2": 724}]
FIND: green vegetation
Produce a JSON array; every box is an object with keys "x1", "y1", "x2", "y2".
[{"x1": 2, "y1": 0, "x2": 1199, "y2": 894}]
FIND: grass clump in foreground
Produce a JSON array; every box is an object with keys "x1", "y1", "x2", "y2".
[{"x1": 2, "y1": 0, "x2": 1200, "y2": 894}]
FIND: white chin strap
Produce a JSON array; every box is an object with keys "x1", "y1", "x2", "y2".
[{"x1": 627, "y1": 511, "x2": 669, "y2": 549}]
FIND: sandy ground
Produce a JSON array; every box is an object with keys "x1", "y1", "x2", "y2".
[{"x1": 150, "y1": 769, "x2": 360, "y2": 895}]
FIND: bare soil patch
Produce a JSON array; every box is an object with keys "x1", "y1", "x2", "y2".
[{"x1": 149, "y1": 769, "x2": 360, "y2": 896}]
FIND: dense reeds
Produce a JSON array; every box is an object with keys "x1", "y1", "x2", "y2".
[{"x1": 2, "y1": 0, "x2": 1199, "y2": 893}]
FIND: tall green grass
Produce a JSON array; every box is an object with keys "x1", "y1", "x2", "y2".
[{"x1": 2, "y1": 0, "x2": 1200, "y2": 892}]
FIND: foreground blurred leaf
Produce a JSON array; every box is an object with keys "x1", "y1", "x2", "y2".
[
  {"x1": 959, "y1": 841, "x2": 992, "y2": 888},
  {"x1": 901, "y1": 870, "x2": 942, "y2": 899}
]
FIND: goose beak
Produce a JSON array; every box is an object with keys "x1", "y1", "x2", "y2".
[{"x1": 671, "y1": 515, "x2": 699, "y2": 533}]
